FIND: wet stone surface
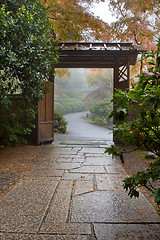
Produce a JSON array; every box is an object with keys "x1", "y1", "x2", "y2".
[
  {"x1": 94, "y1": 223, "x2": 160, "y2": 240},
  {"x1": 70, "y1": 165, "x2": 106, "y2": 174},
  {"x1": 79, "y1": 148, "x2": 106, "y2": 154},
  {"x1": 25, "y1": 169, "x2": 64, "y2": 178},
  {"x1": 0, "y1": 179, "x2": 58, "y2": 232},
  {"x1": 62, "y1": 172, "x2": 93, "y2": 181},
  {"x1": 96, "y1": 174, "x2": 126, "y2": 191},
  {"x1": 83, "y1": 156, "x2": 119, "y2": 166},
  {"x1": 0, "y1": 141, "x2": 159, "y2": 239},
  {"x1": 40, "y1": 223, "x2": 91, "y2": 235},
  {"x1": 71, "y1": 191, "x2": 160, "y2": 223},
  {"x1": 56, "y1": 156, "x2": 85, "y2": 163},
  {"x1": 74, "y1": 181, "x2": 94, "y2": 195},
  {"x1": 0, "y1": 233, "x2": 90, "y2": 240}
]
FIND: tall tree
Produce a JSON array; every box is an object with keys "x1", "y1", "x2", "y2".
[
  {"x1": 109, "y1": 0, "x2": 160, "y2": 50},
  {"x1": 40, "y1": 0, "x2": 111, "y2": 41}
]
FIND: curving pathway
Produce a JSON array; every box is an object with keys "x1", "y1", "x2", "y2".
[{"x1": 55, "y1": 111, "x2": 113, "y2": 142}]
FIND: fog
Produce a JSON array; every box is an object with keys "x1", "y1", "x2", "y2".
[{"x1": 54, "y1": 68, "x2": 113, "y2": 141}]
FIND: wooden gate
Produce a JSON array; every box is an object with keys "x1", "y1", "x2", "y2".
[
  {"x1": 38, "y1": 83, "x2": 54, "y2": 144},
  {"x1": 35, "y1": 42, "x2": 145, "y2": 144}
]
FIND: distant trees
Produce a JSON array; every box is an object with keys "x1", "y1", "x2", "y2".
[
  {"x1": 86, "y1": 69, "x2": 113, "y2": 92},
  {"x1": 85, "y1": 69, "x2": 113, "y2": 109}
]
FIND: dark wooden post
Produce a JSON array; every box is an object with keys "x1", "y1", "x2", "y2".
[{"x1": 113, "y1": 64, "x2": 130, "y2": 143}]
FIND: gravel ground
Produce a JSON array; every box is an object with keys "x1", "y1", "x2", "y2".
[{"x1": 0, "y1": 145, "x2": 49, "y2": 199}]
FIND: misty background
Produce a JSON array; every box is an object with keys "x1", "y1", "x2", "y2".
[{"x1": 54, "y1": 68, "x2": 113, "y2": 136}]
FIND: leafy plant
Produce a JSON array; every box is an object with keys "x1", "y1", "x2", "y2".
[
  {"x1": 54, "y1": 111, "x2": 67, "y2": 134},
  {"x1": 90, "y1": 98, "x2": 113, "y2": 126},
  {"x1": 54, "y1": 93, "x2": 85, "y2": 115},
  {"x1": 0, "y1": 100, "x2": 36, "y2": 146},
  {"x1": 0, "y1": 0, "x2": 58, "y2": 145},
  {"x1": 105, "y1": 39, "x2": 160, "y2": 207}
]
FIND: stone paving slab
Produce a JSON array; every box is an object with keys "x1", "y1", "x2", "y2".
[
  {"x1": 24, "y1": 176, "x2": 61, "y2": 181},
  {"x1": 62, "y1": 172, "x2": 93, "y2": 181},
  {"x1": 66, "y1": 145, "x2": 100, "y2": 148},
  {"x1": 46, "y1": 180, "x2": 73, "y2": 223},
  {"x1": 40, "y1": 223, "x2": 91, "y2": 235},
  {"x1": 26, "y1": 169, "x2": 64, "y2": 178},
  {"x1": 74, "y1": 181, "x2": 94, "y2": 195},
  {"x1": 0, "y1": 233, "x2": 90, "y2": 240},
  {"x1": 79, "y1": 148, "x2": 106, "y2": 154},
  {"x1": 83, "y1": 153, "x2": 109, "y2": 157},
  {"x1": 105, "y1": 165, "x2": 128, "y2": 175},
  {"x1": 0, "y1": 179, "x2": 58, "y2": 232},
  {"x1": 59, "y1": 154, "x2": 84, "y2": 158},
  {"x1": 34, "y1": 158, "x2": 57, "y2": 168},
  {"x1": 71, "y1": 191, "x2": 160, "y2": 223},
  {"x1": 55, "y1": 141, "x2": 111, "y2": 145},
  {"x1": 56, "y1": 156, "x2": 84, "y2": 163},
  {"x1": 94, "y1": 223, "x2": 160, "y2": 240},
  {"x1": 83, "y1": 156, "x2": 119, "y2": 166},
  {"x1": 70, "y1": 166, "x2": 106, "y2": 174},
  {"x1": 96, "y1": 174, "x2": 125, "y2": 191},
  {"x1": 38, "y1": 162, "x2": 81, "y2": 170},
  {"x1": 52, "y1": 148, "x2": 80, "y2": 155}
]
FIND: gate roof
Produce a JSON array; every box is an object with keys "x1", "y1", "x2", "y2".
[{"x1": 56, "y1": 42, "x2": 146, "y2": 68}]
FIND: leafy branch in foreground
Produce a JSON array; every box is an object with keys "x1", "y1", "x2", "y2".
[{"x1": 105, "y1": 39, "x2": 160, "y2": 207}]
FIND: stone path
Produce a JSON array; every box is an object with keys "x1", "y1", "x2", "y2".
[{"x1": 0, "y1": 141, "x2": 159, "y2": 239}]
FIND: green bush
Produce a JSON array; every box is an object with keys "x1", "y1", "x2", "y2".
[
  {"x1": 90, "y1": 98, "x2": 113, "y2": 125},
  {"x1": 54, "y1": 111, "x2": 67, "y2": 134},
  {"x1": 54, "y1": 93, "x2": 85, "y2": 115},
  {"x1": 54, "y1": 102, "x2": 65, "y2": 115},
  {"x1": 0, "y1": 100, "x2": 36, "y2": 146},
  {"x1": 0, "y1": 0, "x2": 58, "y2": 145}
]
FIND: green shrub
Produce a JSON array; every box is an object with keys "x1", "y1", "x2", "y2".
[
  {"x1": 0, "y1": 1, "x2": 58, "y2": 145},
  {"x1": 54, "y1": 102, "x2": 65, "y2": 115},
  {"x1": 90, "y1": 98, "x2": 113, "y2": 125},
  {"x1": 0, "y1": 100, "x2": 36, "y2": 146},
  {"x1": 54, "y1": 111, "x2": 67, "y2": 134},
  {"x1": 54, "y1": 93, "x2": 85, "y2": 114}
]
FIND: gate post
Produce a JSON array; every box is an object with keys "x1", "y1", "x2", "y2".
[
  {"x1": 113, "y1": 64, "x2": 130, "y2": 143},
  {"x1": 38, "y1": 81, "x2": 54, "y2": 144}
]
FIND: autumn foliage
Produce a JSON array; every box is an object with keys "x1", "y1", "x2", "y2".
[
  {"x1": 40, "y1": 0, "x2": 111, "y2": 41},
  {"x1": 109, "y1": 0, "x2": 160, "y2": 50}
]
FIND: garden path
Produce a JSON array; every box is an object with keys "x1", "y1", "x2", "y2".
[{"x1": 0, "y1": 140, "x2": 159, "y2": 239}]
